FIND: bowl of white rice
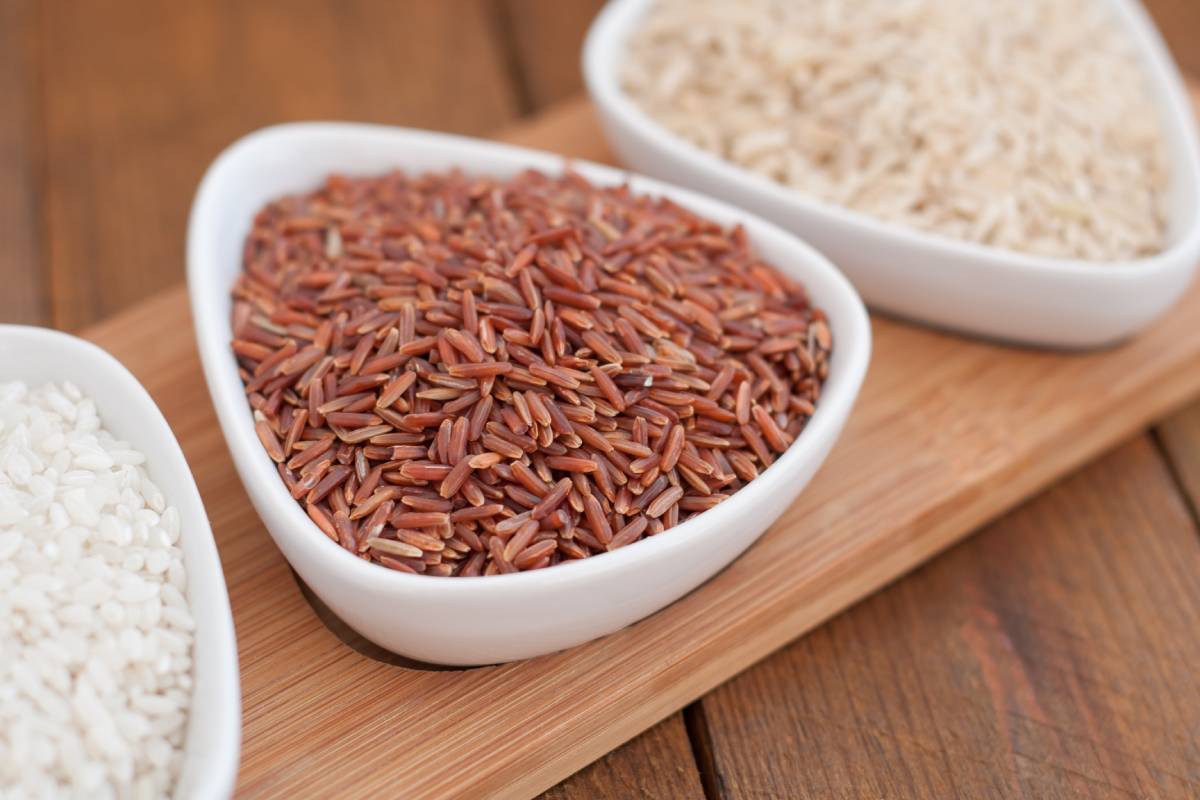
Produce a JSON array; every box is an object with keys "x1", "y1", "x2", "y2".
[
  {"x1": 0, "y1": 326, "x2": 240, "y2": 799},
  {"x1": 583, "y1": 0, "x2": 1200, "y2": 347}
]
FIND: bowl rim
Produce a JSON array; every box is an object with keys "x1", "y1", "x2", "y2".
[
  {"x1": 187, "y1": 121, "x2": 872, "y2": 598},
  {"x1": 0, "y1": 324, "x2": 241, "y2": 799},
  {"x1": 581, "y1": 0, "x2": 1200, "y2": 282}
]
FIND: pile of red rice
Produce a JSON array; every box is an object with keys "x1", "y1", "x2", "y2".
[{"x1": 231, "y1": 168, "x2": 831, "y2": 576}]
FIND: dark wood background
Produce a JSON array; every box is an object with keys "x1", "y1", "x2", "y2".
[{"x1": 2, "y1": 1, "x2": 1199, "y2": 796}]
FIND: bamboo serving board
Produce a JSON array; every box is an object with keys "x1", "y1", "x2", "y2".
[{"x1": 80, "y1": 97, "x2": 1200, "y2": 799}]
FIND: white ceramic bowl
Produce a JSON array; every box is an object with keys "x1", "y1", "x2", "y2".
[
  {"x1": 583, "y1": 0, "x2": 1200, "y2": 348},
  {"x1": 0, "y1": 326, "x2": 240, "y2": 799},
  {"x1": 187, "y1": 122, "x2": 870, "y2": 666}
]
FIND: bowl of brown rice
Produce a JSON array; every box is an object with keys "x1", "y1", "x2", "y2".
[
  {"x1": 187, "y1": 123, "x2": 870, "y2": 665},
  {"x1": 584, "y1": 0, "x2": 1200, "y2": 347}
]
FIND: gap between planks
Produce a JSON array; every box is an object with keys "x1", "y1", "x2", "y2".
[{"x1": 1154, "y1": 413, "x2": 1200, "y2": 535}]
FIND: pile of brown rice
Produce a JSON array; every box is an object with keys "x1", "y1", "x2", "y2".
[
  {"x1": 231, "y1": 168, "x2": 830, "y2": 576},
  {"x1": 620, "y1": 0, "x2": 1170, "y2": 262}
]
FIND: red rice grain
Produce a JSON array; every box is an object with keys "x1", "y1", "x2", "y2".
[{"x1": 232, "y1": 167, "x2": 831, "y2": 576}]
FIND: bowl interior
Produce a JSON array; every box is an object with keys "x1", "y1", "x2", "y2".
[
  {"x1": 0, "y1": 326, "x2": 240, "y2": 800},
  {"x1": 583, "y1": 0, "x2": 1200, "y2": 271},
  {"x1": 188, "y1": 123, "x2": 872, "y2": 596}
]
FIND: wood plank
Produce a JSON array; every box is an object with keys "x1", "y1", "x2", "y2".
[
  {"x1": 540, "y1": 714, "x2": 704, "y2": 799},
  {"x1": 38, "y1": 0, "x2": 521, "y2": 331},
  {"x1": 75, "y1": 130, "x2": 1200, "y2": 799},
  {"x1": 692, "y1": 436, "x2": 1200, "y2": 799},
  {"x1": 297, "y1": 562, "x2": 705, "y2": 798},
  {"x1": 0, "y1": 0, "x2": 45, "y2": 324},
  {"x1": 497, "y1": 0, "x2": 606, "y2": 109},
  {"x1": 1157, "y1": 403, "x2": 1200, "y2": 516}
]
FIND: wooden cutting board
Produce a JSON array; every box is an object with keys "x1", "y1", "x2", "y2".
[{"x1": 80, "y1": 97, "x2": 1200, "y2": 799}]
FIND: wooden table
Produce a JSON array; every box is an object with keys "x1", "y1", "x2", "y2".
[{"x1": 4, "y1": 2, "x2": 1199, "y2": 796}]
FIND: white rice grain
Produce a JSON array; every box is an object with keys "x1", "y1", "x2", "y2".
[{"x1": 0, "y1": 381, "x2": 194, "y2": 799}]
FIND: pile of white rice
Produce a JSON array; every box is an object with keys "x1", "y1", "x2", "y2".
[
  {"x1": 621, "y1": 0, "x2": 1170, "y2": 261},
  {"x1": 0, "y1": 381, "x2": 194, "y2": 799}
]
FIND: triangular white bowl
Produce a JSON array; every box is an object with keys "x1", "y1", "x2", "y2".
[
  {"x1": 187, "y1": 123, "x2": 871, "y2": 666},
  {"x1": 0, "y1": 325, "x2": 241, "y2": 799},
  {"x1": 583, "y1": 0, "x2": 1200, "y2": 348}
]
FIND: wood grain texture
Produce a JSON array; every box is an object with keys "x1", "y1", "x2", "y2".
[
  {"x1": 692, "y1": 436, "x2": 1200, "y2": 799},
  {"x1": 38, "y1": 0, "x2": 520, "y2": 331},
  {"x1": 1157, "y1": 403, "x2": 1200, "y2": 517},
  {"x1": 76, "y1": 144, "x2": 1200, "y2": 800},
  {"x1": 541, "y1": 713, "x2": 704, "y2": 799},
  {"x1": 497, "y1": 0, "x2": 606, "y2": 109},
  {"x1": 283, "y1": 590, "x2": 700, "y2": 797},
  {"x1": 0, "y1": 0, "x2": 45, "y2": 325}
]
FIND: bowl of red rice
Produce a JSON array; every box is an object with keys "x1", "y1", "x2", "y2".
[{"x1": 187, "y1": 123, "x2": 870, "y2": 665}]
